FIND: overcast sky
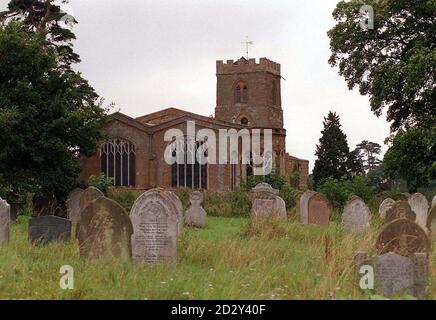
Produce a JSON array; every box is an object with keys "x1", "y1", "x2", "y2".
[{"x1": 1, "y1": 0, "x2": 392, "y2": 172}]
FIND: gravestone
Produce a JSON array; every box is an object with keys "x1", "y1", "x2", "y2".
[
  {"x1": 79, "y1": 187, "x2": 104, "y2": 213},
  {"x1": 130, "y1": 189, "x2": 179, "y2": 264},
  {"x1": 307, "y1": 192, "x2": 330, "y2": 225},
  {"x1": 432, "y1": 195, "x2": 436, "y2": 208},
  {"x1": 342, "y1": 196, "x2": 371, "y2": 233},
  {"x1": 28, "y1": 216, "x2": 71, "y2": 245},
  {"x1": 385, "y1": 200, "x2": 416, "y2": 224},
  {"x1": 294, "y1": 191, "x2": 304, "y2": 218},
  {"x1": 0, "y1": 198, "x2": 11, "y2": 245},
  {"x1": 379, "y1": 198, "x2": 395, "y2": 220},
  {"x1": 299, "y1": 190, "x2": 317, "y2": 224},
  {"x1": 426, "y1": 205, "x2": 436, "y2": 244},
  {"x1": 76, "y1": 197, "x2": 133, "y2": 261},
  {"x1": 164, "y1": 190, "x2": 184, "y2": 234},
  {"x1": 356, "y1": 251, "x2": 429, "y2": 298},
  {"x1": 250, "y1": 183, "x2": 287, "y2": 220},
  {"x1": 75, "y1": 187, "x2": 104, "y2": 238},
  {"x1": 375, "y1": 252, "x2": 415, "y2": 298},
  {"x1": 408, "y1": 193, "x2": 429, "y2": 230},
  {"x1": 66, "y1": 188, "x2": 83, "y2": 225},
  {"x1": 185, "y1": 191, "x2": 207, "y2": 228},
  {"x1": 376, "y1": 218, "x2": 430, "y2": 257}
]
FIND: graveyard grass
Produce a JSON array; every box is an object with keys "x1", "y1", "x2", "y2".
[{"x1": 0, "y1": 212, "x2": 435, "y2": 300}]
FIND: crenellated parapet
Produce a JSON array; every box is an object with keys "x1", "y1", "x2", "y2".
[{"x1": 216, "y1": 57, "x2": 281, "y2": 76}]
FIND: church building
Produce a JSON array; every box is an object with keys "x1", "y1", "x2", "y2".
[{"x1": 79, "y1": 57, "x2": 309, "y2": 191}]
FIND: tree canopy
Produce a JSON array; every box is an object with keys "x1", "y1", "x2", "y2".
[
  {"x1": 328, "y1": 0, "x2": 436, "y2": 131},
  {"x1": 0, "y1": 0, "x2": 79, "y2": 68},
  {"x1": 0, "y1": 22, "x2": 107, "y2": 203},
  {"x1": 313, "y1": 111, "x2": 363, "y2": 187}
]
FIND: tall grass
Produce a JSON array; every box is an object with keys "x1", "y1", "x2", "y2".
[{"x1": 0, "y1": 213, "x2": 433, "y2": 299}]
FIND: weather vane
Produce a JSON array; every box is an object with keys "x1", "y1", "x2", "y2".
[{"x1": 241, "y1": 36, "x2": 253, "y2": 59}]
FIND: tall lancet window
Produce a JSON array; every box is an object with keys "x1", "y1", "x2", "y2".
[
  {"x1": 100, "y1": 138, "x2": 136, "y2": 187},
  {"x1": 235, "y1": 81, "x2": 248, "y2": 103}
]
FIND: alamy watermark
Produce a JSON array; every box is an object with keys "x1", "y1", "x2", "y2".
[
  {"x1": 60, "y1": 265, "x2": 74, "y2": 290},
  {"x1": 359, "y1": 265, "x2": 374, "y2": 290},
  {"x1": 359, "y1": 5, "x2": 374, "y2": 30},
  {"x1": 163, "y1": 121, "x2": 273, "y2": 175}
]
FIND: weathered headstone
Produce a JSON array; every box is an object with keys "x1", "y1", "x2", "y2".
[
  {"x1": 164, "y1": 190, "x2": 184, "y2": 234},
  {"x1": 385, "y1": 200, "x2": 416, "y2": 224},
  {"x1": 378, "y1": 198, "x2": 395, "y2": 220},
  {"x1": 250, "y1": 183, "x2": 287, "y2": 220},
  {"x1": 0, "y1": 198, "x2": 11, "y2": 245},
  {"x1": 66, "y1": 188, "x2": 83, "y2": 225},
  {"x1": 376, "y1": 218, "x2": 430, "y2": 257},
  {"x1": 75, "y1": 187, "x2": 104, "y2": 238},
  {"x1": 76, "y1": 197, "x2": 133, "y2": 261},
  {"x1": 408, "y1": 193, "x2": 429, "y2": 230},
  {"x1": 342, "y1": 196, "x2": 371, "y2": 233},
  {"x1": 375, "y1": 252, "x2": 415, "y2": 298},
  {"x1": 426, "y1": 205, "x2": 436, "y2": 244},
  {"x1": 307, "y1": 193, "x2": 331, "y2": 225},
  {"x1": 130, "y1": 189, "x2": 179, "y2": 264},
  {"x1": 356, "y1": 251, "x2": 429, "y2": 298},
  {"x1": 299, "y1": 190, "x2": 317, "y2": 224},
  {"x1": 185, "y1": 191, "x2": 207, "y2": 228},
  {"x1": 79, "y1": 187, "x2": 104, "y2": 213},
  {"x1": 28, "y1": 216, "x2": 71, "y2": 245}
]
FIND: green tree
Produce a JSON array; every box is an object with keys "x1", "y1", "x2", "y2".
[
  {"x1": 383, "y1": 127, "x2": 436, "y2": 192},
  {"x1": 313, "y1": 112, "x2": 350, "y2": 187},
  {"x1": 0, "y1": 23, "x2": 107, "y2": 203},
  {"x1": 355, "y1": 140, "x2": 382, "y2": 172},
  {"x1": 0, "y1": 0, "x2": 79, "y2": 68},
  {"x1": 328, "y1": 0, "x2": 436, "y2": 131}
]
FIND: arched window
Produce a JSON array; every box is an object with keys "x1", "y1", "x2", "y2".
[
  {"x1": 171, "y1": 137, "x2": 208, "y2": 189},
  {"x1": 240, "y1": 117, "x2": 249, "y2": 125},
  {"x1": 100, "y1": 138, "x2": 136, "y2": 187},
  {"x1": 235, "y1": 84, "x2": 241, "y2": 103},
  {"x1": 235, "y1": 81, "x2": 248, "y2": 104}
]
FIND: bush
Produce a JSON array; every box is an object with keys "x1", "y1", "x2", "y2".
[
  {"x1": 107, "y1": 188, "x2": 141, "y2": 212},
  {"x1": 280, "y1": 185, "x2": 296, "y2": 209},
  {"x1": 204, "y1": 189, "x2": 251, "y2": 218},
  {"x1": 242, "y1": 173, "x2": 287, "y2": 191},
  {"x1": 87, "y1": 173, "x2": 113, "y2": 195},
  {"x1": 317, "y1": 176, "x2": 376, "y2": 208}
]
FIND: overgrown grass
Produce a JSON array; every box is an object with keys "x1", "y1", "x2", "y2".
[{"x1": 0, "y1": 213, "x2": 434, "y2": 300}]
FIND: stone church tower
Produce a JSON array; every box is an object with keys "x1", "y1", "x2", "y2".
[{"x1": 215, "y1": 57, "x2": 283, "y2": 128}]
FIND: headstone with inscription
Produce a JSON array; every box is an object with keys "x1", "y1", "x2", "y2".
[
  {"x1": 307, "y1": 192, "x2": 331, "y2": 225},
  {"x1": 379, "y1": 198, "x2": 395, "y2": 220},
  {"x1": 185, "y1": 191, "x2": 207, "y2": 228},
  {"x1": 408, "y1": 193, "x2": 429, "y2": 230},
  {"x1": 130, "y1": 189, "x2": 179, "y2": 264},
  {"x1": 76, "y1": 197, "x2": 133, "y2": 261},
  {"x1": 66, "y1": 188, "x2": 83, "y2": 225},
  {"x1": 299, "y1": 190, "x2": 317, "y2": 224},
  {"x1": 376, "y1": 218, "x2": 430, "y2": 257},
  {"x1": 250, "y1": 183, "x2": 287, "y2": 220},
  {"x1": 28, "y1": 216, "x2": 71, "y2": 245},
  {"x1": 342, "y1": 196, "x2": 371, "y2": 233},
  {"x1": 356, "y1": 251, "x2": 429, "y2": 298},
  {"x1": 385, "y1": 200, "x2": 416, "y2": 224},
  {"x1": 0, "y1": 198, "x2": 11, "y2": 245}
]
